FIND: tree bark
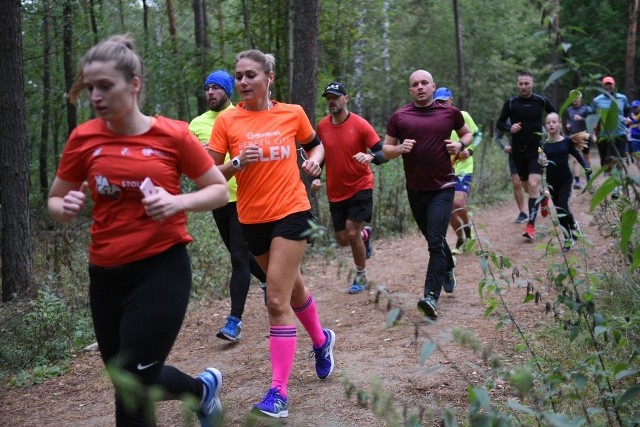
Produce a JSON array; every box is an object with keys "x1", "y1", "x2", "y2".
[
  {"x1": 63, "y1": 0, "x2": 77, "y2": 136},
  {"x1": 290, "y1": 1, "x2": 320, "y2": 215},
  {"x1": 241, "y1": 0, "x2": 255, "y2": 48},
  {"x1": 353, "y1": 6, "x2": 366, "y2": 116},
  {"x1": 550, "y1": 0, "x2": 561, "y2": 108},
  {"x1": 118, "y1": 0, "x2": 125, "y2": 30},
  {"x1": 626, "y1": 0, "x2": 638, "y2": 98},
  {"x1": 88, "y1": 0, "x2": 99, "y2": 44},
  {"x1": 453, "y1": 0, "x2": 467, "y2": 110},
  {"x1": 193, "y1": 0, "x2": 210, "y2": 114},
  {"x1": 40, "y1": 0, "x2": 52, "y2": 200},
  {"x1": 291, "y1": 1, "x2": 319, "y2": 122},
  {"x1": 0, "y1": 0, "x2": 34, "y2": 301},
  {"x1": 166, "y1": 0, "x2": 188, "y2": 120}
]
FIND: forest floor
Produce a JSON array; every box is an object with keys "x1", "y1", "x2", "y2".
[{"x1": 1, "y1": 167, "x2": 616, "y2": 427}]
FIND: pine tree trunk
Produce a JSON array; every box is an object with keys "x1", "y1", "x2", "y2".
[
  {"x1": 626, "y1": 0, "x2": 638, "y2": 98},
  {"x1": 0, "y1": 0, "x2": 34, "y2": 301}
]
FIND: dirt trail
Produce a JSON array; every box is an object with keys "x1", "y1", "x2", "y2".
[{"x1": 0, "y1": 186, "x2": 602, "y2": 426}]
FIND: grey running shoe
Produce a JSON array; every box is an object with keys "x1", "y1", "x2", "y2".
[
  {"x1": 515, "y1": 212, "x2": 528, "y2": 223},
  {"x1": 417, "y1": 295, "x2": 438, "y2": 318},
  {"x1": 443, "y1": 268, "x2": 457, "y2": 293}
]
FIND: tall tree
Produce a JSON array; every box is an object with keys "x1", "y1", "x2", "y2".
[
  {"x1": 88, "y1": 0, "x2": 99, "y2": 44},
  {"x1": 39, "y1": 0, "x2": 53, "y2": 199},
  {"x1": 166, "y1": 0, "x2": 188, "y2": 120},
  {"x1": 290, "y1": 1, "x2": 319, "y2": 121},
  {"x1": 550, "y1": 0, "x2": 561, "y2": 108},
  {"x1": 626, "y1": 0, "x2": 638, "y2": 99},
  {"x1": 1, "y1": 0, "x2": 33, "y2": 301},
  {"x1": 453, "y1": 0, "x2": 467, "y2": 109},
  {"x1": 193, "y1": 0, "x2": 210, "y2": 114},
  {"x1": 241, "y1": 0, "x2": 255, "y2": 48},
  {"x1": 290, "y1": 1, "x2": 320, "y2": 212},
  {"x1": 62, "y1": 0, "x2": 77, "y2": 136},
  {"x1": 353, "y1": 5, "x2": 366, "y2": 115}
]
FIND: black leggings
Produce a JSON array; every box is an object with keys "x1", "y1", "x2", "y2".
[
  {"x1": 547, "y1": 178, "x2": 576, "y2": 238},
  {"x1": 89, "y1": 244, "x2": 203, "y2": 426},
  {"x1": 407, "y1": 187, "x2": 456, "y2": 300},
  {"x1": 212, "y1": 202, "x2": 267, "y2": 319}
]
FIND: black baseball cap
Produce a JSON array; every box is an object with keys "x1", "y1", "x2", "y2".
[{"x1": 322, "y1": 81, "x2": 347, "y2": 97}]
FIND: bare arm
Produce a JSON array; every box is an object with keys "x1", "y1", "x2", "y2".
[
  {"x1": 382, "y1": 134, "x2": 415, "y2": 159},
  {"x1": 48, "y1": 178, "x2": 89, "y2": 223},
  {"x1": 299, "y1": 132, "x2": 324, "y2": 177}
]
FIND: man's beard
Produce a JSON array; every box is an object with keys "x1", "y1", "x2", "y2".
[
  {"x1": 208, "y1": 96, "x2": 228, "y2": 112},
  {"x1": 330, "y1": 105, "x2": 343, "y2": 116}
]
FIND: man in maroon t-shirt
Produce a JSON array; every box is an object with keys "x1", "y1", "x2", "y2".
[{"x1": 382, "y1": 69, "x2": 472, "y2": 319}]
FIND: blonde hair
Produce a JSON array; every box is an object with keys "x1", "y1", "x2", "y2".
[
  {"x1": 68, "y1": 33, "x2": 145, "y2": 104},
  {"x1": 235, "y1": 49, "x2": 276, "y2": 75}
]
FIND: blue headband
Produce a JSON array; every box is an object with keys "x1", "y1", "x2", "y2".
[{"x1": 203, "y1": 70, "x2": 234, "y2": 97}]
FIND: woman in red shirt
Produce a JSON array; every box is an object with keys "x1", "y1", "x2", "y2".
[{"x1": 48, "y1": 34, "x2": 228, "y2": 426}]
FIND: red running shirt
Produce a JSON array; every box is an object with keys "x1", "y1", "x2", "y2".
[
  {"x1": 316, "y1": 113, "x2": 380, "y2": 202},
  {"x1": 56, "y1": 116, "x2": 214, "y2": 266}
]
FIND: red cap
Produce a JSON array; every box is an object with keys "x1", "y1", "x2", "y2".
[{"x1": 602, "y1": 76, "x2": 615, "y2": 85}]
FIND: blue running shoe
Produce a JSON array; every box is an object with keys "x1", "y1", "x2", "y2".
[
  {"x1": 347, "y1": 274, "x2": 367, "y2": 294},
  {"x1": 363, "y1": 226, "x2": 373, "y2": 259},
  {"x1": 216, "y1": 315, "x2": 241, "y2": 342},
  {"x1": 348, "y1": 282, "x2": 366, "y2": 294},
  {"x1": 310, "y1": 329, "x2": 335, "y2": 379},
  {"x1": 196, "y1": 368, "x2": 223, "y2": 427},
  {"x1": 252, "y1": 386, "x2": 288, "y2": 418}
]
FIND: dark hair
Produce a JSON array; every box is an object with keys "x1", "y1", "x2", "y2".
[
  {"x1": 518, "y1": 71, "x2": 533, "y2": 79},
  {"x1": 68, "y1": 33, "x2": 145, "y2": 104}
]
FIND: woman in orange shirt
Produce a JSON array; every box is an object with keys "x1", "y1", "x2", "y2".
[
  {"x1": 47, "y1": 34, "x2": 228, "y2": 426},
  {"x1": 208, "y1": 49, "x2": 335, "y2": 419}
]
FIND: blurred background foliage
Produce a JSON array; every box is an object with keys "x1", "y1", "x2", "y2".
[{"x1": 2, "y1": 0, "x2": 639, "y2": 391}]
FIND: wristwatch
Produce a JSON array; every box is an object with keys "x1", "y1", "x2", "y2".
[{"x1": 231, "y1": 156, "x2": 243, "y2": 170}]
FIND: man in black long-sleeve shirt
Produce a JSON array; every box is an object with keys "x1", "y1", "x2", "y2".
[{"x1": 497, "y1": 71, "x2": 556, "y2": 240}]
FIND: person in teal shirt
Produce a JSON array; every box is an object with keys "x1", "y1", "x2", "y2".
[
  {"x1": 189, "y1": 70, "x2": 266, "y2": 342},
  {"x1": 434, "y1": 87, "x2": 482, "y2": 257}
]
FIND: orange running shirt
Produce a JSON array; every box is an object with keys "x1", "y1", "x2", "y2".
[
  {"x1": 208, "y1": 101, "x2": 314, "y2": 224},
  {"x1": 56, "y1": 116, "x2": 215, "y2": 267},
  {"x1": 316, "y1": 112, "x2": 380, "y2": 202}
]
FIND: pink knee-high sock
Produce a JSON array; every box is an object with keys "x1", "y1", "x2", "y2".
[
  {"x1": 292, "y1": 293, "x2": 325, "y2": 347},
  {"x1": 269, "y1": 325, "x2": 296, "y2": 397}
]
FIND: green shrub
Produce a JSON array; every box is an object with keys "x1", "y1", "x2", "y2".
[{"x1": 0, "y1": 288, "x2": 92, "y2": 384}]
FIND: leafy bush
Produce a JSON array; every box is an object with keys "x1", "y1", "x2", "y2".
[{"x1": 0, "y1": 288, "x2": 92, "y2": 384}]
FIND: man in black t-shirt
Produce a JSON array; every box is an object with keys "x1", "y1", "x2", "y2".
[{"x1": 497, "y1": 71, "x2": 556, "y2": 240}]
